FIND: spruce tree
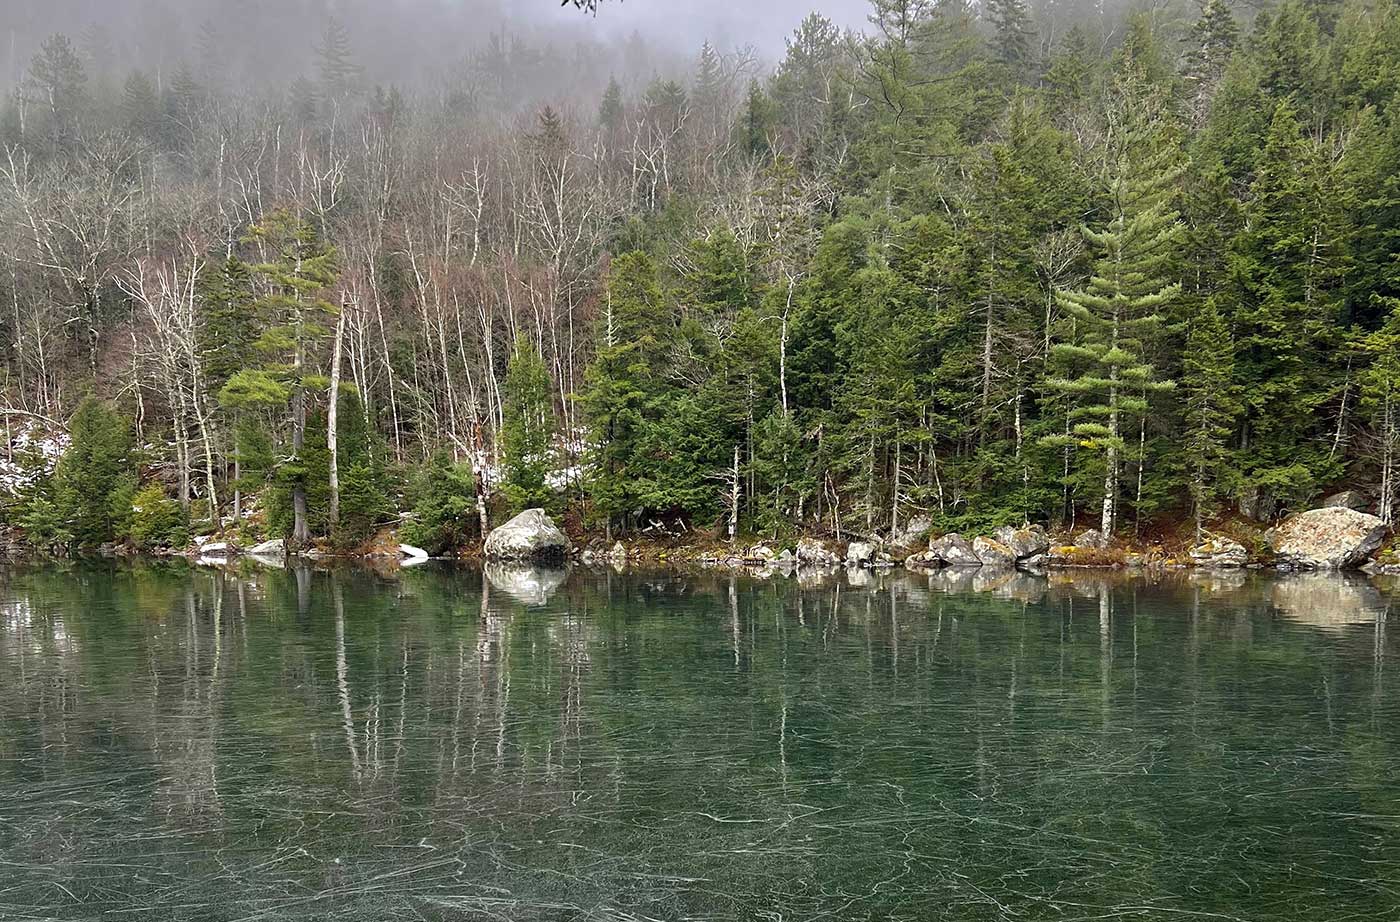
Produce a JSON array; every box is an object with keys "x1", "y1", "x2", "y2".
[
  {"x1": 53, "y1": 397, "x2": 136, "y2": 548},
  {"x1": 986, "y1": 0, "x2": 1034, "y2": 76},
  {"x1": 501, "y1": 338, "x2": 555, "y2": 513},
  {"x1": 26, "y1": 33, "x2": 87, "y2": 154},
  {"x1": 583, "y1": 252, "x2": 669, "y2": 535},
  {"x1": 1182, "y1": 298, "x2": 1241, "y2": 538},
  {"x1": 1361, "y1": 299, "x2": 1400, "y2": 525}
]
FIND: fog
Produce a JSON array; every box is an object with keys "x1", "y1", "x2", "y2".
[
  {"x1": 537, "y1": 0, "x2": 871, "y2": 52},
  {"x1": 0, "y1": 0, "x2": 873, "y2": 95}
]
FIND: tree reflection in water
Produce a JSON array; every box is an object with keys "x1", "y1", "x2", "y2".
[{"x1": 0, "y1": 560, "x2": 1396, "y2": 920}]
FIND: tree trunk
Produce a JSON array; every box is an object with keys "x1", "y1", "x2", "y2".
[
  {"x1": 291, "y1": 337, "x2": 310, "y2": 548},
  {"x1": 327, "y1": 301, "x2": 347, "y2": 530},
  {"x1": 729, "y1": 445, "x2": 740, "y2": 544}
]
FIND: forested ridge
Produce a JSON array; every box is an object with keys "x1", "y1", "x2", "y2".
[{"x1": 0, "y1": 0, "x2": 1398, "y2": 554}]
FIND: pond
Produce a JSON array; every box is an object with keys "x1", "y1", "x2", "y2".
[{"x1": 0, "y1": 561, "x2": 1398, "y2": 920}]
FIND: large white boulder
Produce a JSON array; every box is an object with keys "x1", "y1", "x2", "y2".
[
  {"x1": 483, "y1": 509, "x2": 571, "y2": 562},
  {"x1": 845, "y1": 540, "x2": 878, "y2": 566},
  {"x1": 796, "y1": 537, "x2": 839, "y2": 567},
  {"x1": 1267, "y1": 507, "x2": 1388, "y2": 570},
  {"x1": 931, "y1": 533, "x2": 981, "y2": 567},
  {"x1": 973, "y1": 535, "x2": 1016, "y2": 568},
  {"x1": 993, "y1": 524, "x2": 1051, "y2": 561}
]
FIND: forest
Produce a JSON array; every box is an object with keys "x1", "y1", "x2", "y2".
[{"x1": 0, "y1": 0, "x2": 1397, "y2": 555}]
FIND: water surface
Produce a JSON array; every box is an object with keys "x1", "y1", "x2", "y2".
[{"x1": 1, "y1": 562, "x2": 1397, "y2": 920}]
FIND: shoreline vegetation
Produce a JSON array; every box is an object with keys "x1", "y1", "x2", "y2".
[{"x1": 1, "y1": 2, "x2": 1400, "y2": 571}]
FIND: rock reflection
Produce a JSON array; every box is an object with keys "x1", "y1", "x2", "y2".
[
  {"x1": 1272, "y1": 572, "x2": 1389, "y2": 631},
  {"x1": 0, "y1": 562, "x2": 1397, "y2": 921},
  {"x1": 483, "y1": 561, "x2": 568, "y2": 606}
]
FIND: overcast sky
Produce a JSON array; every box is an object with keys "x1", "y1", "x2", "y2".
[{"x1": 537, "y1": 0, "x2": 873, "y2": 54}]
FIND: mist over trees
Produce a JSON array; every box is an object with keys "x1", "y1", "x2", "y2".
[{"x1": 0, "y1": 0, "x2": 1398, "y2": 553}]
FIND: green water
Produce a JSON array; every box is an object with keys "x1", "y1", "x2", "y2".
[{"x1": 0, "y1": 561, "x2": 1397, "y2": 920}]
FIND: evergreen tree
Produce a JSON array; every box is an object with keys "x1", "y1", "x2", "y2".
[
  {"x1": 1183, "y1": 0, "x2": 1239, "y2": 121},
  {"x1": 1044, "y1": 76, "x2": 1184, "y2": 538},
  {"x1": 986, "y1": 0, "x2": 1034, "y2": 76},
  {"x1": 501, "y1": 337, "x2": 555, "y2": 513},
  {"x1": 1182, "y1": 298, "x2": 1241, "y2": 537},
  {"x1": 403, "y1": 451, "x2": 478, "y2": 555},
  {"x1": 317, "y1": 17, "x2": 361, "y2": 102},
  {"x1": 238, "y1": 210, "x2": 340, "y2": 547},
  {"x1": 26, "y1": 33, "x2": 87, "y2": 153},
  {"x1": 583, "y1": 252, "x2": 669, "y2": 534},
  {"x1": 53, "y1": 398, "x2": 136, "y2": 548},
  {"x1": 1360, "y1": 299, "x2": 1400, "y2": 525},
  {"x1": 599, "y1": 76, "x2": 624, "y2": 135},
  {"x1": 122, "y1": 70, "x2": 160, "y2": 144}
]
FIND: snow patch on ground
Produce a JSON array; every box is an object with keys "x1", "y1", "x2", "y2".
[{"x1": 0, "y1": 422, "x2": 69, "y2": 495}]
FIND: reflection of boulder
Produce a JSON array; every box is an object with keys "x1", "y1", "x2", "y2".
[
  {"x1": 484, "y1": 509, "x2": 571, "y2": 562},
  {"x1": 845, "y1": 566, "x2": 874, "y2": 588},
  {"x1": 1271, "y1": 572, "x2": 1387, "y2": 630},
  {"x1": 987, "y1": 572, "x2": 1048, "y2": 603},
  {"x1": 1185, "y1": 568, "x2": 1248, "y2": 593},
  {"x1": 1268, "y1": 508, "x2": 1388, "y2": 569},
  {"x1": 971, "y1": 568, "x2": 1016, "y2": 594},
  {"x1": 930, "y1": 567, "x2": 978, "y2": 594},
  {"x1": 484, "y1": 562, "x2": 567, "y2": 606}
]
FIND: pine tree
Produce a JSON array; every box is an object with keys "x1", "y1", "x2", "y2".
[
  {"x1": 742, "y1": 80, "x2": 776, "y2": 159},
  {"x1": 26, "y1": 33, "x2": 87, "y2": 153},
  {"x1": 317, "y1": 17, "x2": 361, "y2": 102},
  {"x1": 501, "y1": 337, "x2": 555, "y2": 513},
  {"x1": 122, "y1": 70, "x2": 160, "y2": 144},
  {"x1": 986, "y1": 0, "x2": 1034, "y2": 76},
  {"x1": 1183, "y1": 298, "x2": 1241, "y2": 538},
  {"x1": 239, "y1": 210, "x2": 340, "y2": 548},
  {"x1": 1183, "y1": 0, "x2": 1239, "y2": 121},
  {"x1": 599, "y1": 76, "x2": 624, "y2": 135},
  {"x1": 1228, "y1": 97, "x2": 1351, "y2": 506},
  {"x1": 1043, "y1": 77, "x2": 1184, "y2": 538}
]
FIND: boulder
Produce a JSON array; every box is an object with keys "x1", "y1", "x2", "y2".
[
  {"x1": 1074, "y1": 529, "x2": 1105, "y2": 549},
  {"x1": 1322, "y1": 490, "x2": 1370, "y2": 512},
  {"x1": 796, "y1": 537, "x2": 839, "y2": 567},
  {"x1": 249, "y1": 538, "x2": 285, "y2": 557},
  {"x1": 973, "y1": 535, "x2": 1016, "y2": 568},
  {"x1": 745, "y1": 545, "x2": 777, "y2": 565},
  {"x1": 1267, "y1": 507, "x2": 1388, "y2": 570},
  {"x1": 890, "y1": 514, "x2": 933, "y2": 550},
  {"x1": 904, "y1": 550, "x2": 942, "y2": 570},
  {"x1": 931, "y1": 532, "x2": 981, "y2": 567},
  {"x1": 1188, "y1": 536, "x2": 1248, "y2": 569},
  {"x1": 608, "y1": 540, "x2": 628, "y2": 563},
  {"x1": 993, "y1": 524, "x2": 1050, "y2": 561},
  {"x1": 845, "y1": 540, "x2": 878, "y2": 567},
  {"x1": 483, "y1": 509, "x2": 571, "y2": 562}
]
